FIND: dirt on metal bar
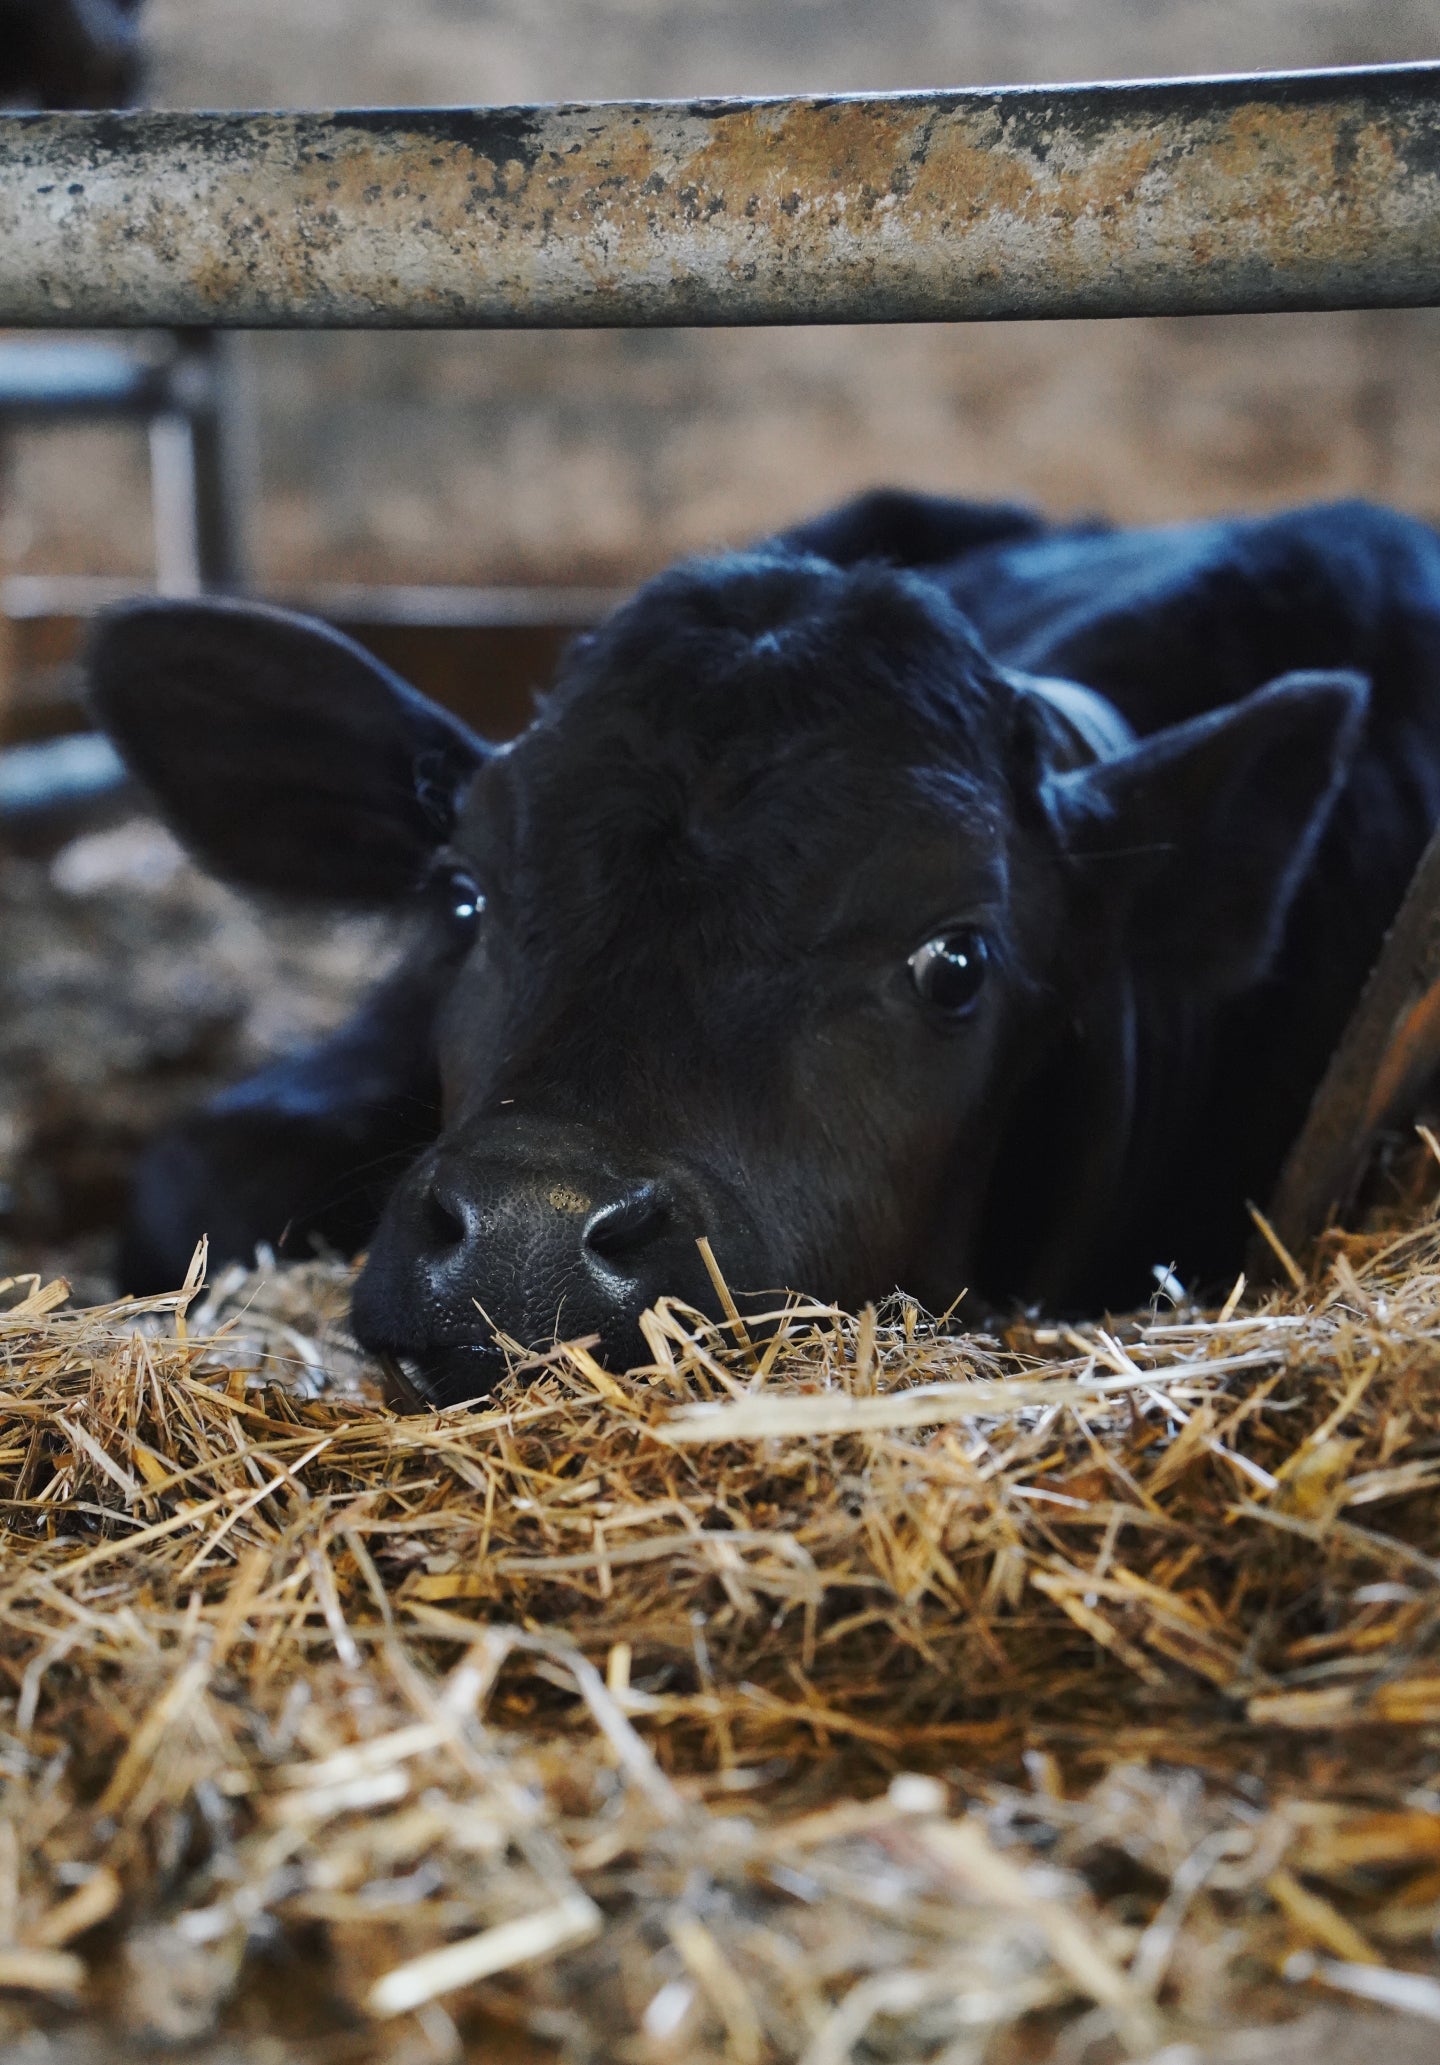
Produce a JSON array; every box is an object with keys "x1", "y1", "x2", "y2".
[{"x1": 2, "y1": 65, "x2": 1440, "y2": 328}]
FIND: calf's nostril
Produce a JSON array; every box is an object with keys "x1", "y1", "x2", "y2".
[
  {"x1": 583, "y1": 1182, "x2": 672, "y2": 1263},
  {"x1": 421, "y1": 1182, "x2": 469, "y2": 1254}
]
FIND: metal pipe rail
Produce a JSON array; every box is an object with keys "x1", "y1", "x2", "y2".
[{"x1": 2, "y1": 63, "x2": 1440, "y2": 328}]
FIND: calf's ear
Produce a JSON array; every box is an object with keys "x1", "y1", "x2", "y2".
[
  {"x1": 87, "y1": 598, "x2": 486, "y2": 901},
  {"x1": 1045, "y1": 670, "x2": 1368, "y2": 995}
]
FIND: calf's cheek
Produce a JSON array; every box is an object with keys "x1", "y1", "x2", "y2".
[{"x1": 432, "y1": 972, "x2": 511, "y2": 1122}]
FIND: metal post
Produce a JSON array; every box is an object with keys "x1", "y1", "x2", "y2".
[
  {"x1": 150, "y1": 332, "x2": 252, "y2": 591},
  {"x1": 0, "y1": 328, "x2": 251, "y2": 591}
]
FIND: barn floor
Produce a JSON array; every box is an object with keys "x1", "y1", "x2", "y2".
[
  {"x1": 7, "y1": 828, "x2": 1440, "y2": 2063},
  {"x1": 0, "y1": 815, "x2": 396, "y2": 1299}
]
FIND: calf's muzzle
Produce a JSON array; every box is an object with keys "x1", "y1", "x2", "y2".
[{"x1": 350, "y1": 1119, "x2": 732, "y2": 1405}]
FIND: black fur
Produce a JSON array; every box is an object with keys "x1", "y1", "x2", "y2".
[{"x1": 89, "y1": 497, "x2": 1440, "y2": 1399}]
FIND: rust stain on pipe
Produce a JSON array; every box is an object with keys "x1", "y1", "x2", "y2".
[{"x1": 1, "y1": 65, "x2": 1440, "y2": 327}]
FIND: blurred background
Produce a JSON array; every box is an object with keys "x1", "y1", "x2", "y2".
[{"x1": 2, "y1": 0, "x2": 1439, "y2": 1293}]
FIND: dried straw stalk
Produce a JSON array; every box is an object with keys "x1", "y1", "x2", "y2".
[{"x1": 7, "y1": 1194, "x2": 1440, "y2": 2059}]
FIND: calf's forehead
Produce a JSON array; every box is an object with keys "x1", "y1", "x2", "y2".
[
  {"x1": 451, "y1": 552, "x2": 1021, "y2": 928},
  {"x1": 455, "y1": 731, "x2": 1015, "y2": 953},
  {"x1": 545, "y1": 549, "x2": 1015, "y2": 747}
]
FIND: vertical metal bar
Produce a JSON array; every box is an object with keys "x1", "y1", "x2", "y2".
[
  {"x1": 146, "y1": 408, "x2": 202, "y2": 597},
  {"x1": 173, "y1": 330, "x2": 252, "y2": 591}
]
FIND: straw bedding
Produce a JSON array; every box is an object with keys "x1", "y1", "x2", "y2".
[{"x1": 7, "y1": 1174, "x2": 1440, "y2": 2063}]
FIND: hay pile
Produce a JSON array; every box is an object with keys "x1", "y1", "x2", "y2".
[{"x1": 9, "y1": 1202, "x2": 1440, "y2": 2061}]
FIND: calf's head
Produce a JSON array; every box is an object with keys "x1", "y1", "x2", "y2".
[{"x1": 91, "y1": 558, "x2": 1364, "y2": 1401}]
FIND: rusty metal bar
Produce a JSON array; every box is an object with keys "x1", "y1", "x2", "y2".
[{"x1": 2, "y1": 64, "x2": 1440, "y2": 328}]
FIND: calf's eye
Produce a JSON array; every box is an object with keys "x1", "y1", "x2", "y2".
[
  {"x1": 440, "y1": 868, "x2": 485, "y2": 932},
  {"x1": 909, "y1": 928, "x2": 989, "y2": 1016}
]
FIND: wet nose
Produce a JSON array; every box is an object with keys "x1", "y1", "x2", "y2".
[
  {"x1": 582, "y1": 1180, "x2": 671, "y2": 1266},
  {"x1": 415, "y1": 1171, "x2": 679, "y2": 1282},
  {"x1": 420, "y1": 1177, "x2": 470, "y2": 1254},
  {"x1": 350, "y1": 1131, "x2": 737, "y2": 1406},
  {"x1": 405, "y1": 1159, "x2": 699, "y2": 1369}
]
